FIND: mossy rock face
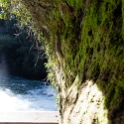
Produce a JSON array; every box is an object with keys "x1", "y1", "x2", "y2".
[{"x1": 8, "y1": 0, "x2": 124, "y2": 123}]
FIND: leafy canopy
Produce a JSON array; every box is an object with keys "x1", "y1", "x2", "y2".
[{"x1": 0, "y1": 0, "x2": 31, "y2": 24}]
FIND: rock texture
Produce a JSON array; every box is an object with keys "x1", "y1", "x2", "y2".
[{"x1": 5, "y1": 0, "x2": 124, "y2": 123}]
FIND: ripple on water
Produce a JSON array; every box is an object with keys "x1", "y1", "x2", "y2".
[{"x1": 0, "y1": 75, "x2": 57, "y2": 111}]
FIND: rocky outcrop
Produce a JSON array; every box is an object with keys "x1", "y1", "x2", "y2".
[{"x1": 2, "y1": 0, "x2": 124, "y2": 123}]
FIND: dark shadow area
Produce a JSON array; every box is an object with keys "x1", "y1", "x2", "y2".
[{"x1": 0, "y1": 19, "x2": 47, "y2": 80}]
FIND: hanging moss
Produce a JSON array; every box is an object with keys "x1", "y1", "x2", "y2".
[{"x1": 1, "y1": 0, "x2": 124, "y2": 123}]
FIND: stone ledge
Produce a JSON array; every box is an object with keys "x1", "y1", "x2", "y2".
[{"x1": 0, "y1": 111, "x2": 59, "y2": 124}]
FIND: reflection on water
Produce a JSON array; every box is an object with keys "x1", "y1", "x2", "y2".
[{"x1": 0, "y1": 75, "x2": 57, "y2": 111}]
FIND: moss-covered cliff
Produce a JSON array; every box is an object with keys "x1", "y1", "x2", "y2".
[{"x1": 1, "y1": 0, "x2": 124, "y2": 123}]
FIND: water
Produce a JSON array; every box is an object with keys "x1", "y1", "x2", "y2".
[{"x1": 0, "y1": 75, "x2": 57, "y2": 111}]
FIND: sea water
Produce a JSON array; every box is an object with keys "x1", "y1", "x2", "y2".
[{"x1": 0, "y1": 75, "x2": 57, "y2": 111}]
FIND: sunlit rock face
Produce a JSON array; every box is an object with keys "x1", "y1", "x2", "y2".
[
  {"x1": 60, "y1": 80, "x2": 108, "y2": 124},
  {"x1": 14, "y1": 0, "x2": 124, "y2": 124}
]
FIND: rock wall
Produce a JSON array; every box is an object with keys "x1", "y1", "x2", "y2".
[{"x1": 10, "y1": 0, "x2": 124, "y2": 123}]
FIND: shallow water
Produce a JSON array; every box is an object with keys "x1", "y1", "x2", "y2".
[{"x1": 0, "y1": 75, "x2": 57, "y2": 111}]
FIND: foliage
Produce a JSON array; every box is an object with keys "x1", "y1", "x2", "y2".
[{"x1": 0, "y1": 0, "x2": 31, "y2": 24}]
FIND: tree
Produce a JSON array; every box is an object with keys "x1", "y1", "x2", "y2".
[{"x1": 1, "y1": 0, "x2": 124, "y2": 124}]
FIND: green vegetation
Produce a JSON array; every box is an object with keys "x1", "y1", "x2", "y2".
[{"x1": 0, "y1": 0, "x2": 124, "y2": 123}]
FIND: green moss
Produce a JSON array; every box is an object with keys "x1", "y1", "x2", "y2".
[
  {"x1": 66, "y1": 0, "x2": 75, "y2": 8},
  {"x1": 2, "y1": 0, "x2": 124, "y2": 123},
  {"x1": 66, "y1": 0, "x2": 83, "y2": 10}
]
